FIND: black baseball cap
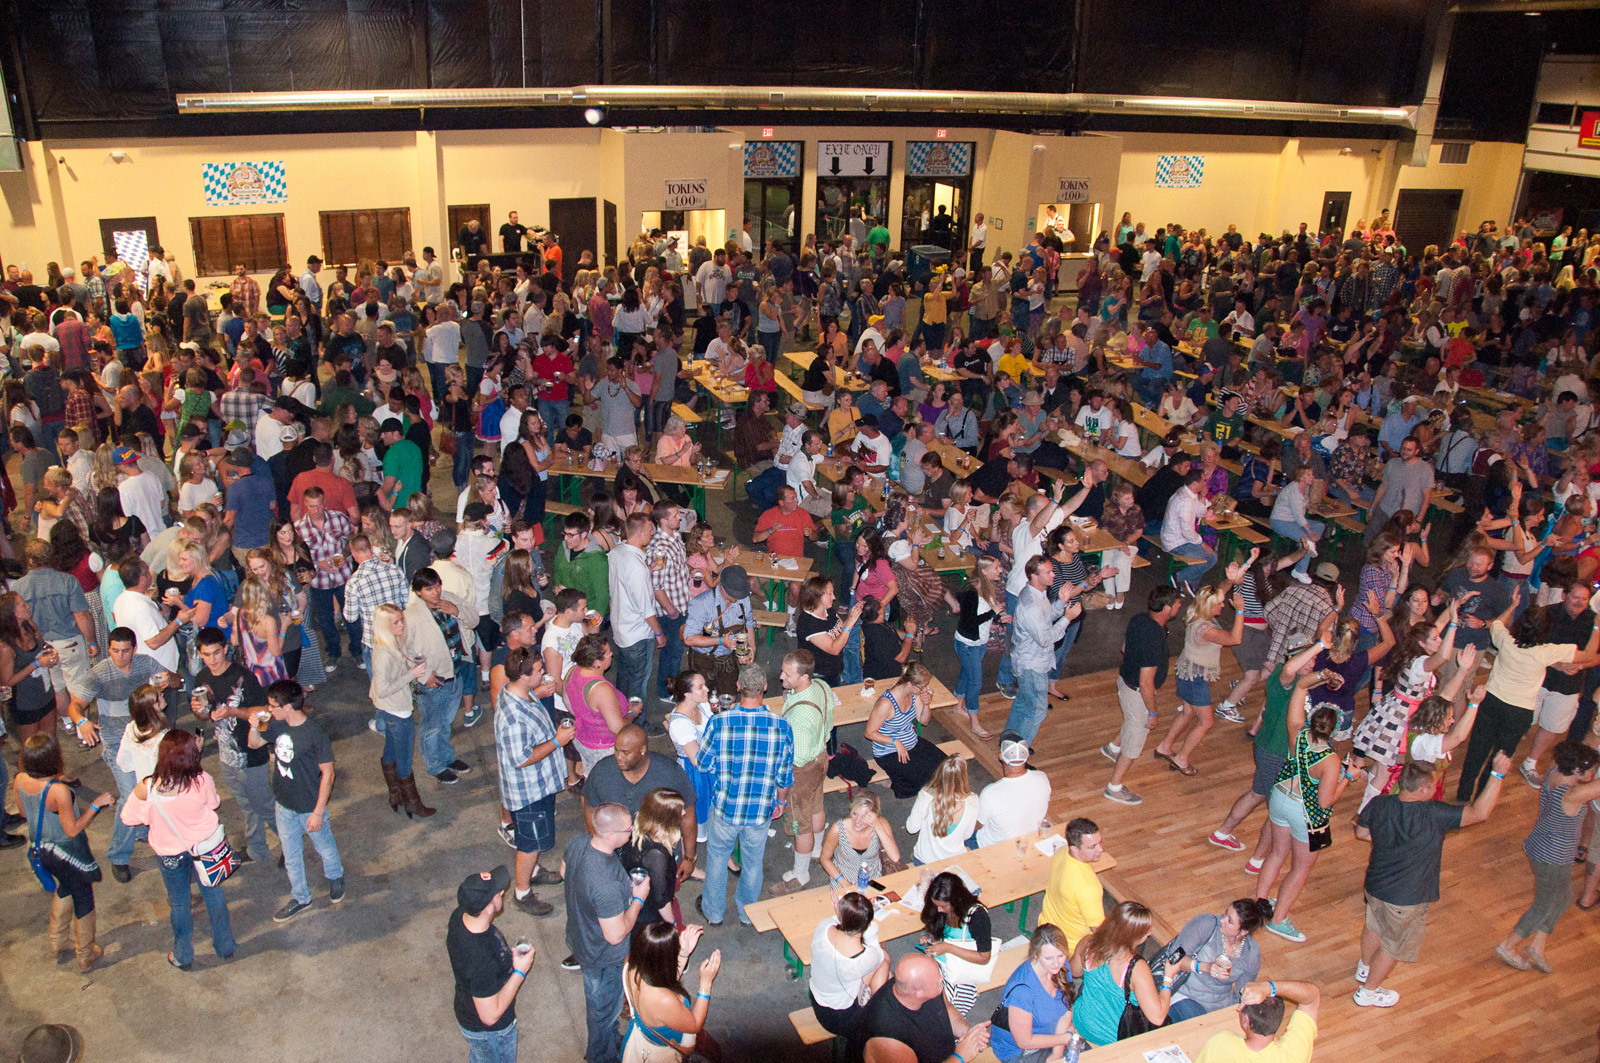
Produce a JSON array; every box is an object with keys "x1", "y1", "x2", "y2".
[{"x1": 457, "y1": 865, "x2": 511, "y2": 915}]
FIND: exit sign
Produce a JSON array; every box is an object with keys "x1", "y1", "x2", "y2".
[
  {"x1": 762, "y1": 127, "x2": 774, "y2": 138},
  {"x1": 935, "y1": 129, "x2": 947, "y2": 139}
]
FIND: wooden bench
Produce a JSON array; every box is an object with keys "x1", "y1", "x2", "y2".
[
  {"x1": 671, "y1": 401, "x2": 703, "y2": 424},
  {"x1": 755, "y1": 608, "x2": 788, "y2": 646},
  {"x1": 1142, "y1": 534, "x2": 1179, "y2": 584},
  {"x1": 542, "y1": 500, "x2": 580, "y2": 539},
  {"x1": 823, "y1": 739, "x2": 967, "y2": 795}
]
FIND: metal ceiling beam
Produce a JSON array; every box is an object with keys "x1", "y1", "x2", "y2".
[{"x1": 173, "y1": 85, "x2": 1417, "y2": 129}]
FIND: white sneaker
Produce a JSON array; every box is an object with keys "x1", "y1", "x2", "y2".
[
  {"x1": 1292, "y1": 571, "x2": 1312, "y2": 584},
  {"x1": 1099, "y1": 743, "x2": 1121, "y2": 763},
  {"x1": 1355, "y1": 960, "x2": 1370, "y2": 984},
  {"x1": 1353, "y1": 986, "x2": 1398, "y2": 1008}
]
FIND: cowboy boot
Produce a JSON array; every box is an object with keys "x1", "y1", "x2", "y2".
[
  {"x1": 380, "y1": 761, "x2": 403, "y2": 813},
  {"x1": 47, "y1": 895, "x2": 73, "y2": 959},
  {"x1": 74, "y1": 911, "x2": 103, "y2": 972},
  {"x1": 397, "y1": 774, "x2": 436, "y2": 819}
]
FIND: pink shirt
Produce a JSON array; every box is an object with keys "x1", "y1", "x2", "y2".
[
  {"x1": 120, "y1": 773, "x2": 222, "y2": 857},
  {"x1": 567, "y1": 669, "x2": 624, "y2": 752}
]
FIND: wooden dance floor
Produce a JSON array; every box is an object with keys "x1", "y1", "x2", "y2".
[{"x1": 935, "y1": 657, "x2": 1600, "y2": 1063}]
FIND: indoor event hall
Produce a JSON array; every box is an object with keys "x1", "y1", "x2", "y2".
[{"x1": 0, "y1": 3, "x2": 1598, "y2": 1062}]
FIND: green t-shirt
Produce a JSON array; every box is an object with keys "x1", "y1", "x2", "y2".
[
  {"x1": 867, "y1": 225, "x2": 891, "y2": 249},
  {"x1": 381, "y1": 438, "x2": 424, "y2": 503},
  {"x1": 831, "y1": 497, "x2": 871, "y2": 537},
  {"x1": 1255, "y1": 665, "x2": 1293, "y2": 758},
  {"x1": 1188, "y1": 319, "x2": 1219, "y2": 341},
  {"x1": 1204, "y1": 410, "x2": 1246, "y2": 443}
]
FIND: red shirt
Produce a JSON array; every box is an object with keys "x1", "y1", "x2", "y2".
[
  {"x1": 288, "y1": 467, "x2": 359, "y2": 521},
  {"x1": 1443, "y1": 336, "x2": 1475, "y2": 368},
  {"x1": 532, "y1": 352, "x2": 574, "y2": 401},
  {"x1": 754, "y1": 505, "x2": 815, "y2": 558}
]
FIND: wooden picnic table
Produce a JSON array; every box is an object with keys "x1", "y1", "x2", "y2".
[
  {"x1": 781, "y1": 348, "x2": 817, "y2": 372},
  {"x1": 921, "y1": 362, "x2": 964, "y2": 384},
  {"x1": 927, "y1": 437, "x2": 979, "y2": 478},
  {"x1": 774, "y1": 371, "x2": 824, "y2": 412},
  {"x1": 763, "y1": 674, "x2": 959, "y2": 729},
  {"x1": 710, "y1": 550, "x2": 812, "y2": 609},
  {"x1": 670, "y1": 402, "x2": 702, "y2": 424},
  {"x1": 546, "y1": 454, "x2": 729, "y2": 519},
  {"x1": 1072, "y1": 1005, "x2": 1292, "y2": 1063},
  {"x1": 1058, "y1": 434, "x2": 1151, "y2": 487},
  {"x1": 745, "y1": 826, "x2": 1117, "y2": 976}
]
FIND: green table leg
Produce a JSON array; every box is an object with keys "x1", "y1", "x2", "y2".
[
  {"x1": 1018, "y1": 894, "x2": 1031, "y2": 930},
  {"x1": 783, "y1": 938, "x2": 803, "y2": 980},
  {"x1": 688, "y1": 484, "x2": 707, "y2": 522}
]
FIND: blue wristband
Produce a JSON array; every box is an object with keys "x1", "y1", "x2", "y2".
[{"x1": 1267, "y1": 980, "x2": 1277, "y2": 998}]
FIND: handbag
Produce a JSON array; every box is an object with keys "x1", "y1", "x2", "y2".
[
  {"x1": 26, "y1": 779, "x2": 59, "y2": 893},
  {"x1": 936, "y1": 905, "x2": 999, "y2": 986},
  {"x1": 151, "y1": 789, "x2": 237, "y2": 887},
  {"x1": 1307, "y1": 823, "x2": 1333, "y2": 853},
  {"x1": 1115, "y1": 955, "x2": 1169, "y2": 1041}
]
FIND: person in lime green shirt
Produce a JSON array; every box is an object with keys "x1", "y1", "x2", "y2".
[{"x1": 867, "y1": 223, "x2": 891, "y2": 256}]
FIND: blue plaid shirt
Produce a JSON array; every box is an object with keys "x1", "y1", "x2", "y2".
[
  {"x1": 495, "y1": 687, "x2": 564, "y2": 810},
  {"x1": 695, "y1": 706, "x2": 794, "y2": 825}
]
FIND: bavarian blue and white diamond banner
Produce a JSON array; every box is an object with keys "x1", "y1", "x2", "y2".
[
  {"x1": 1155, "y1": 154, "x2": 1203, "y2": 188},
  {"x1": 203, "y1": 160, "x2": 288, "y2": 206},
  {"x1": 906, "y1": 141, "x2": 972, "y2": 177},
  {"x1": 744, "y1": 141, "x2": 802, "y2": 179}
]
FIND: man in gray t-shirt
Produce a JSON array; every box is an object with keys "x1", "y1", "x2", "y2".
[
  {"x1": 1364, "y1": 436, "x2": 1434, "y2": 543},
  {"x1": 596, "y1": 356, "x2": 642, "y2": 454},
  {"x1": 562, "y1": 804, "x2": 649, "y2": 1063},
  {"x1": 649, "y1": 336, "x2": 680, "y2": 434}
]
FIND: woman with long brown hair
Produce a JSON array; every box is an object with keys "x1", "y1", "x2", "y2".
[
  {"x1": 119, "y1": 726, "x2": 238, "y2": 969},
  {"x1": 1069, "y1": 901, "x2": 1171, "y2": 1046},
  {"x1": 16, "y1": 732, "x2": 112, "y2": 971},
  {"x1": 622, "y1": 921, "x2": 722, "y2": 1063},
  {"x1": 240, "y1": 548, "x2": 298, "y2": 680},
  {"x1": 990, "y1": 923, "x2": 1076, "y2": 1062},
  {"x1": 0, "y1": 592, "x2": 63, "y2": 742}
]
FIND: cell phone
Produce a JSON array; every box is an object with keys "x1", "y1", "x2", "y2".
[{"x1": 867, "y1": 879, "x2": 887, "y2": 892}]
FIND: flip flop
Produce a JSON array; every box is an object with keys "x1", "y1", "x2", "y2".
[
  {"x1": 1153, "y1": 751, "x2": 1176, "y2": 768},
  {"x1": 1170, "y1": 762, "x2": 1200, "y2": 777}
]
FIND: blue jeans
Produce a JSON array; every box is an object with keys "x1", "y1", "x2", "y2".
[
  {"x1": 379, "y1": 710, "x2": 416, "y2": 778},
  {"x1": 309, "y1": 584, "x2": 358, "y2": 661},
  {"x1": 954, "y1": 638, "x2": 986, "y2": 716},
  {"x1": 538, "y1": 399, "x2": 570, "y2": 444},
  {"x1": 1171, "y1": 542, "x2": 1215, "y2": 588},
  {"x1": 157, "y1": 851, "x2": 236, "y2": 965},
  {"x1": 1005, "y1": 667, "x2": 1050, "y2": 745},
  {"x1": 1167, "y1": 997, "x2": 1208, "y2": 1023},
  {"x1": 1353, "y1": 625, "x2": 1381, "y2": 717},
  {"x1": 581, "y1": 963, "x2": 625, "y2": 1063},
  {"x1": 461, "y1": 1021, "x2": 518, "y2": 1063},
  {"x1": 452, "y1": 431, "x2": 476, "y2": 489},
  {"x1": 275, "y1": 803, "x2": 345, "y2": 905},
  {"x1": 1050, "y1": 619, "x2": 1082, "y2": 681},
  {"x1": 218, "y1": 758, "x2": 275, "y2": 861},
  {"x1": 416, "y1": 674, "x2": 462, "y2": 775},
  {"x1": 656, "y1": 614, "x2": 686, "y2": 701},
  {"x1": 1270, "y1": 518, "x2": 1324, "y2": 577},
  {"x1": 997, "y1": 591, "x2": 1019, "y2": 690},
  {"x1": 99, "y1": 716, "x2": 145, "y2": 864},
  {"x1": 614, "y1": 637, "x2": 654, "y2": 719},
  {"x1": 702, "y1": 810, "x2": 770, "y2": 925},
  {"x1": 841, "y1": 623, "x2": 863, "y2": 685}
]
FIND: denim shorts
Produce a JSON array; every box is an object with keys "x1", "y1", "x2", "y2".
[
  {"x1": 1174, "y1": 673, "x2": 1213, "y2": 707},
  {"x1": 1268, "y1": 781, "x2": 1310, "y2": 843},
  {"x1": 511, "y1": 793, "x2": 557, "y2": 854},
  {"x1": 1251, "y1": 747, "x2": 1288, "y2": 797}
]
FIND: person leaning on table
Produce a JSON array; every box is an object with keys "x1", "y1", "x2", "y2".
[{"x1": 1194, "y1": 979, "x2": 1321, "y2": 1063}]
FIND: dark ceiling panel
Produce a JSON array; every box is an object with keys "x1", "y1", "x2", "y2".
[
  {"x1": 921, "y1": 2, "x2": 1075, "y2": 94},
  {"x1": 654, "y1": 2, "x2": 915, "y2": 87}
]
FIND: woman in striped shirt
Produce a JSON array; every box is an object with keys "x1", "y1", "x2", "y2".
[{"x1": 863, "y1": 663, "x2": 943, "y2": 799}]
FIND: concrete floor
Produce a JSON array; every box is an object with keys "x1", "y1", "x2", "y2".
[{"x1": 0, "y1": 413, "x2": 1434, "y2": 1062}]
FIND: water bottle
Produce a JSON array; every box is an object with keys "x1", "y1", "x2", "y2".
[
  {"x1": 856, "y1": 863, "x2": 869, "y2": 892},
  {"x1": 1065, "y1": 1035, "x2": 1083, "y2": 1063}
]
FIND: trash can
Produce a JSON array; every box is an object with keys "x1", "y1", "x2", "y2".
[{"x1": 906, "y1": 244, "x2": 951, "y2": 286}]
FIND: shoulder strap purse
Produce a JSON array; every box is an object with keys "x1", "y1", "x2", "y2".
[
  {"x1": 1115, "y1": 954, "x2": 1169, "y2": 1040},
  {"x1": 150, "y1": 786, "x2": 236, "y2": 887},
  {"x1": 26, "y1": 780, "x2": 59, "y2": 893}
]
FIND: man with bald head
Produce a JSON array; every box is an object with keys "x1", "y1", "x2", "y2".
[
  {"x1": 581, "y1": 722, "x2": 698, "y2": 883},
  {"x1": 563, "y1": 801, "x2": 651, "y2": 1063},
  {"x1": 848, "y1": 952, "x2": 991, "y2": 1063}
]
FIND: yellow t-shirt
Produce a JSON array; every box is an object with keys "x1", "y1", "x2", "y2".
[
  {"x1": 996, "y1": 351, "x2": 1031, "y2": 386},
  {"x1": 1037, "y1": 850, "x2": 1103, "y2": 951},
  {"x1": 922, "y1": 290, "x2": 952, "y2": 325},
  {"x1": 1196, "y1": 1010, "x2": 1317, "y2": 1063},
  {"x1": 827, "y1": 406, "x2": 862, "y2": 445}
]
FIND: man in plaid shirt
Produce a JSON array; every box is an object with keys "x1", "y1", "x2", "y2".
[
  {"x1": 230, "y1": 265, "x2": 261, "y2": 318},
  {"x1": 342, "y1": 534, "x2": 408, "y2": 676},
  {"x1": 645, "y1": 503, "x2": 695, "y2": 705},
  {"x1": 218, "y1": 368, "x2": 271, "y2": 431},
  {"x1": 495, "y1": 646, "x2": 573, "y2": 917},
  {"x1": 296, "y1": 485, "x2": 356, "y2": 671},
  {"x1": 695, "y1": 663, "x2": 793, "y2": 926},
  {"x1": 1264, "y1": 561, "x2": 1339, "y2": 666}
]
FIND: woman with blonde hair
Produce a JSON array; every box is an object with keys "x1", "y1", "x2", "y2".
[
  {"x1": 820, "y1": 790, "x2": 902, "y2": 890},
  {"x1": 369, "y1": 603, "x2": 434, "y2": 818},
  {"x1": 620, "y1": 787, "x2": 687, "y2": 926},
  {"x1": 952, "y1": 555, "x2": 1004, "y2": 737},
  {"x1": 177, "y1": 452, "x2": 220, "y2": 518},
  {"x1": 1069, "y1": 901, "x2": 1171, "y2": 1046},
  {"x1": 241, "y1": 547, "x2": 301, "y2": 678},
  {"x1": 864, "y1": 662, "x2": 943, "y2": 798},
  {"x1": 990, "y1": 923, "x2": 1076, "y2": 1062},
  {"x1": 906, "y1": 754, "x2": 980, "y2": 863},
  {"x1": 405, "y1": 492, "x2": 444, "y2": 543},
  {"x1": 1155, "y1": 583, "x2": 1247, "y2": 776}
]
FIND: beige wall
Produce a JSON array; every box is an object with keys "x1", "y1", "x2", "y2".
[
  {"x1": 0, "y1": 124, "x2": 1525, "y2": 292},
  {"x1": 1114, "y1": 133, "x2": 1525, "y2": 242}
]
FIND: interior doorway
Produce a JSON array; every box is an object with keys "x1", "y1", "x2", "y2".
[
  {"x1": 448, "y1": 203, "x2": 490, "y2": 266},
  {"x1": 547, "y1": 197, "x2": 597, "y2": 287},
  {"x1": 1319, "y1": 192, "x2": 1351, "y2": 238},
  {"x1": 99, "y1": 216, "x2": 160, "y2": 293},
  {"x1": 1394, "y1": 189, "x2": 1463, "y2": 254}
]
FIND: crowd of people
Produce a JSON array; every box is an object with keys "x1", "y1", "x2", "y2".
[{"x1": 1, "y1": 201, "x2": 1597, "y2": 1063}]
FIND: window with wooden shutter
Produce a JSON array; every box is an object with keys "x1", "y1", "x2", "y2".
[
  {"x1": 188, "y1": 213, "x2": 287, "y2": 277},
  {"x1": 319, "y1": 208, "x2": 412, "y2": 266}
]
